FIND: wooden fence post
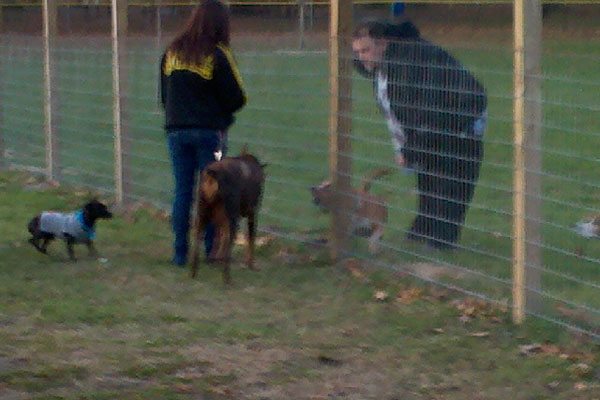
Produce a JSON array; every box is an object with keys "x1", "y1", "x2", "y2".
[
  {"x1": 0, "y1": 34, "x2": 4, "y2": 170},
  {"x1": 513, "y1": 0, "x2": 543, "y2": 323},
  {"x1": 112, "y1": 0, "x2": 130, "y2": 206},
  {"x1": 43, "y1": 0, "x2": 59, "y2": 181},
  {"x1": 329, "y1": 0, "x2": 353, "y2": 262}
]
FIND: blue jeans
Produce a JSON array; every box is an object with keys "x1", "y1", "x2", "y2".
[{"x1": 167, "y1": 129, "x2": 221, "y2": 264}]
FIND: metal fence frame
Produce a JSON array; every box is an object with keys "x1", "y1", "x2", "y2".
[{"x1": 2, "y1": 0, "x2": 600, "y2": 337}]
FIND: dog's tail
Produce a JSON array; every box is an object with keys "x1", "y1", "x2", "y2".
[{"x1": 359, "y1": 168, "x2": 392, "y2": 193}]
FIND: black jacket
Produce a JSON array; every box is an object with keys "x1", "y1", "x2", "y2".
[
  {"x1": 355, "y1": 22, "x2": 487, "y2": 160},
  {"x1": 160, "y1": 44, "x2": 246, "y2": 131}
]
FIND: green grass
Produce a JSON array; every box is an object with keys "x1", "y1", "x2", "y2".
[
  {"x1": 1, "y1": 170, "x2": 600, "y2": 399},
  {"x1": 2, "y1": 33, "x2": 600, "y2": 335}
]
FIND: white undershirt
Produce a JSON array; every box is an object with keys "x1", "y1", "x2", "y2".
[{"x1": 376, "y1": 71, "x2": 405, "y2": 154}]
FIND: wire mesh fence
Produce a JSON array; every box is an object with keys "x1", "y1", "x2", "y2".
[{"x1": 2, "y1": 3, "x2": 600, "y2": 339}]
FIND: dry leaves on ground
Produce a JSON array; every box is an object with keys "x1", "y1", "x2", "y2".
[
  {"x1": 451, "y1": 298, "x2": 508, "y2": 323},
  {"x1": 234, "y1": 233, "x2": 276, "y2": 248},
  {"x1": 373, "y1": 291, "x2": 389, "y2": 302},
  {"x1": 340, "y1": 258, "x2": 367, "y2": 279},
  {"x1": 396, "y1": 287, "x2": 423, "y2": 304}
]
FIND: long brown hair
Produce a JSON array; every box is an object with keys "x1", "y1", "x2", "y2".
[{"x1": 168, "y1": 0, "x2": 231, "y2": 64}]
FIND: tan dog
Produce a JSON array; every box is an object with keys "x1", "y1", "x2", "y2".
[{"x1": 311, "y1": 169, "x2": 390, "y2": 253}]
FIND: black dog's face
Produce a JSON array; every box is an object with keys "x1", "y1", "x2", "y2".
[{"x1": 84, "y1": 199, "x2": 113, "y2": 220}]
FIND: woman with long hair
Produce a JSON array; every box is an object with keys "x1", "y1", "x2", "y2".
[{"x1": 160, "y1": 0, "x2": 246, "y2": 266}]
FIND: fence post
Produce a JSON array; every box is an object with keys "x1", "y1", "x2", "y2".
[
  {"x1": 513, "y1": 0, "x2": 543, "y2": 324},
  {"x1": 329, "y1": 0, "x2": 353, "y2": 262},
  {"x1": 43, "y1": 0, "x2": 59, "y2": 181},
  {"x1": 0, "y1": 35, "x2": 4, "y2": 170},
  {"x1": 298, "y1": 0, "x2": 305, "y2": 50},
  {"x1": 111, "y1": 0, "x2": 130, "y2": 206}
]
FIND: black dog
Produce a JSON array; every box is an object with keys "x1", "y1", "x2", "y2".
[{"x1": 27, "y1": 199, "x2": 113, "y2": 261}]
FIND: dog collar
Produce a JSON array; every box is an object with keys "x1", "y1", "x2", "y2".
[{"x1": 75, "y1": 211, "x2": 96, "y2": 239}]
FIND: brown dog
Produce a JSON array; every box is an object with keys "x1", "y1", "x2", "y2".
[
  {"x1": 311, "y1": 168, "x2": 390, "y2": 253},
  {"x1": 191, "y1": 149, "x2": 266, "y2": 284}
]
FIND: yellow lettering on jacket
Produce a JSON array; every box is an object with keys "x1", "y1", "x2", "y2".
[{"x1": 163, "y1": 51, "x2": 214, "y2": 80}]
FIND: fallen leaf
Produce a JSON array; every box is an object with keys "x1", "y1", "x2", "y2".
[
  {"x1": 459, "y1": 315, "x2": 471, "y2": 324},
  {"x1": 433, "y1": 328, "x2": 445, "y2": 334},
  {"x1": 340, "y1": 258, "x2": 366, "y2": 279},
  {"x1": 155, "y1": 210, "x2": 170, "y2": 220},
  {"x1": 547, "y1": 381, "x2": 560, "y2": 390},
  {"x1": 429, "y1": 288, "x2": 449, "y2": 300},
  {"x1": 520, "y1": 343, "x2": 542, "y2": 356},
  {"x1": 318, "y1": 355, "x2": 343, "y2": 366},
  {"x1": 257, "y1": 234, "x2": 276, "y2": 247},
  {"x1": 570, "y1": 363, "x2": 593, "y2": 378},
  {"x1": 464, "y1": 306, "x2": 476, "y2": 316},
  {"x1": 574, "y1": 382, "x2": 588, "y2": 391},
  {"x1": 349, "y1": 268, "x2": 366, "y2": 279},
  {"x1": 396, "y1": 287, "x2": 422, "y2": 304},
  {"x1": 470, "y1": 331, "x2": 490, "y2": 338},
  {"x1": 275, "y1": 247, "x2": 296, "y2": 264},
  {"x1": 234, "y1": 233, "x2": 275, "y2": 247},
  {"x1": 556, "y1": 305, "x2": 590, "y2": 323},
  {"x1": 374, "y1": 291, "x2": 389, "y2": 302},
  {"x1": 559, "y1": 351, "x2": 593, "y2": 363},
  {"x1": 340, "y1": 258, "x2": 361, "y2": 269},
  {"x1": 540, "y1": 344, "x2": 561, "y2": 355},
  {"x1": 173, "y1": 382, "x2": 192, "y2": 393}
]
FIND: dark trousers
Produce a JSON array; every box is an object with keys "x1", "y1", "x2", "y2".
[
  {"x1": 167, "y1": 129, "x2": 221, "y2": 264},
  {"x1": 407, "y1": 132, "x2": 483, "y2": 249}
]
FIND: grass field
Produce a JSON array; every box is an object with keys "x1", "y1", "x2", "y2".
[
  {"x1": 2, "y1": 31, "x2": 600, "y2": 337},
  {"x1": 2, "y1": 170, "x2": 600, "y2": 399}
]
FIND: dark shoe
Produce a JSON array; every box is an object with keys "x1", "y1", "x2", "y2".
[{"x1": 171, "y1": 255, "x2": 187, "y2": 267}]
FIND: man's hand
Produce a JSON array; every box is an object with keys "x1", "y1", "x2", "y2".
[{"x1": 395, "y1": 153, "x2": 405, "y2": 167}]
